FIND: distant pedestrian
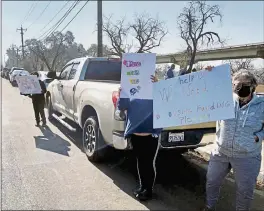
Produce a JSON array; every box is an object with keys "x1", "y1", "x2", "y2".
[
  {"x1": 167, "y1": 65, "x2": 197, "y2": 79},
  {"x1": 203, "y1": 69, "x2": 264, "y2": 211},
  {"x1": 21, "y1": 72, "x2": 47, "y2": 127},
  {"x1": 166, "y1": 64, "x2": 175, "y2": 79}
]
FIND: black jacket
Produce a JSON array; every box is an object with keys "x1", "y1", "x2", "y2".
[{"x1": 31, "y1": 80, "x2": 46, "y2": 101}]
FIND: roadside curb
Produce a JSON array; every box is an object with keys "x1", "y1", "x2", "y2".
[{"x1": 194, "y1": 144, "x2": 264, "y2": 185}]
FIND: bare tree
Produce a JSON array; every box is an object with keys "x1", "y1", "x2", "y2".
[
  {"x1": 194, "y1": 62, "x2": 206, "y2": 71},
  {"x1": 130, "y1": 13, "x2": 168, "y2": 53},
  {"x1": 224, "y1": 59, "x2": 264, "y2": 84},
  {"x1": 228, "y1": 59, "x2": 255, "y2": 74},
  {"x1": 103, "y1": 16, "x2": 131, "y2": 57},
  {"x1": 177, "y1": 1, "x2": 224, "y2": 72},
  {"x1": 25, "y1": 31, "x2": 75, "y2": 72},
  {"x1": 8, "y1": 31, "x2": 95, "y2": 72},
  {"x1": 103, "y1": 13, "x2": 167, "y2": 57},
  {"x1": 254, "y1": 68, "x2": 264, "y2": 84}
]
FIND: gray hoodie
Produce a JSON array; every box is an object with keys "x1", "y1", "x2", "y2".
[{"x1": 215, "y1": 93, "x2": 264, "y2": 158}]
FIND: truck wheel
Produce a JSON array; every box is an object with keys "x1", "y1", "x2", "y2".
[{"x1": 82, "y1": 116, "x2": 107, "y2": 162}]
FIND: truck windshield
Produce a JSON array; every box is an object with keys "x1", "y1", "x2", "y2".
[{"x1": 84, "y1": 60, "x2": 121, "y2": 82}]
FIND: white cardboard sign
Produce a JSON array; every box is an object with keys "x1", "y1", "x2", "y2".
[
  {"x1": 16, "y1": 75, "x2": 42, "y2": 95},
  {"x1": 120, "y1": 53, "x2": 156, "y2": 99}
]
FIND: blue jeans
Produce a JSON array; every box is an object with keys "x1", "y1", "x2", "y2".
[{"x1": 206, "y1": 152, "x2": 261, "y2": 211}]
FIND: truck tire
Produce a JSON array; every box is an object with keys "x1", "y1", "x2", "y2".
[{"x1": 82, "y1": 116, "x2": 107, "y2": 162}]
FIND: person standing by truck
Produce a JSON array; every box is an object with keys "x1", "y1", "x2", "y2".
[
  {"x1": 203, "y1": 70, "x2": 263, "y2": 211},
  {"x1": 21, "y1": 72, "x2": 47, "y2": 127},
  {"x1": 117, "y1": 81, "x2": 162, "y2": 201}
]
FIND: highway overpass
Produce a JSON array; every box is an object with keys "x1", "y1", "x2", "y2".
[{"x1": 156, "y1": 42, "x2": 264, "y2": 64}]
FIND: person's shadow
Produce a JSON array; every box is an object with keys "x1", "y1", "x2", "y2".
[{"x1": 34, "y1": 125, "x2": 71, "y2": 156}]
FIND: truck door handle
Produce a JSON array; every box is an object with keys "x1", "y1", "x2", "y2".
[
  {"x1": 59, "y1": 84, "x2": 63, "y2": 88},
  {"x1": 73, "y1": 85, "x2": 76, "y2": 91}
]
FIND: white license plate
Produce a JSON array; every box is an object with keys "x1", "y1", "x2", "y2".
[{"x1": 168, "y1": 132, "x2": 184, "y2": 142}]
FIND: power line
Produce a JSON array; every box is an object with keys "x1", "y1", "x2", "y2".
[
  {"x1": 44, "y1": 0, "x2": 80, "y2": 38},
  {"x1": 59, "y1": 1, "x2": 89, "y2": 33},
  {"x1": 21, "y1": 1, "x2": 39, "y2": 26},
  {"x1": 21, "y1": 2, "x2": 35, "y2": 25},
  {"x1": 27, "y1": 1, "x2": 51, "y2": 30},
  {"x1": 37, "y1": 1, "x2": 76, "y2": 40},
  {"x1": 38, "y1": 1, "x2": 71, "y2": 34},
  {"x1": 38, "y1": 1, "x2": 80, "y2": 41}
]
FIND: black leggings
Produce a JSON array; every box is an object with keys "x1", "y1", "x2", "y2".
[
  {"x1": 32, "y1": 98, "x2": 46, "y2": 124},
  {"x1": 130, "y1": 134, "x2": 159, "y2": 191}
]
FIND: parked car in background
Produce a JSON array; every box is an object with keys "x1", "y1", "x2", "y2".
[
  {"x1": 10, "y1": 69, "x2": 29, "y2": 86},
  {"x1": 9, "y1": 67, "x2": 24, "y2": 82}
]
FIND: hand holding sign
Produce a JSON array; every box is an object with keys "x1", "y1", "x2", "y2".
[{"x1": 151, "y1": 75, "x2": 159, "y2": 83}]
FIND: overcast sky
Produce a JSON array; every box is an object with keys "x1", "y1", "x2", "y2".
[{"x1": 2, "y1": 1, "x2": 264, "y2": 67}]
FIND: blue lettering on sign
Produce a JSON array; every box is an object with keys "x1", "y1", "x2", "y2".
[{"x1": 130, "y1": 88, "x2": 139, "y2": 96}]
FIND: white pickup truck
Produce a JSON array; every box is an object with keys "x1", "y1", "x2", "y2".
[{"x1": 46, "y1": 57, "x2": 215, "y2": 162}]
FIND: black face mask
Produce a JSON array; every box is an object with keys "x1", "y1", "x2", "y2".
[{"x1": 235, "y1": 85, "x2": 251, "y2": 98}]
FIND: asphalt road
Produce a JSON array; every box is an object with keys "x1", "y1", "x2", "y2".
[{"x1": 1, "y1": 79, "x2": 263, "y2": 210}]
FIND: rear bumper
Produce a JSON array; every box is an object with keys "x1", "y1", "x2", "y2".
[
  {"x1": 112, "y1": 128, "x2": 216, "y2": 150},
  {"x1": 159, "y1": 128, "x2": 216, "y2": 149}
]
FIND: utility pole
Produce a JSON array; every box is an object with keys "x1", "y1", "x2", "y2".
[
  {"x1": 16, "y1": 48, "x2": 21, "y2": 66},
  {"x1": 97, "y1": 0, "x2": 103, "y2": 57},
  {"x1": 16, "y1": 48, "x2": 19, "y2": 66},
  {"x1": 16, "y1": 25, "x2": 27, "y2": 59}
]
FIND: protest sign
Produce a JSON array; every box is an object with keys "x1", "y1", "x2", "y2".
[
  {"x1": 16, "y1": 75, "x2": 42, "y2": 95},
  {"x1": 153, "y1": 64, "x2": 235, "y2": 128},
  {"x1": 120, "y1": 53, "x2": 156, "y2": 99}
]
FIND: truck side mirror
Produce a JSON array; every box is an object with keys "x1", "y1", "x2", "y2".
[{"x1": 47, "y1": 71, "x2": 57, "y2": 79}]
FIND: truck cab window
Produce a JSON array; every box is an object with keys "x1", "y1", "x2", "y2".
[
  {"x1": 84, "y1": 61, "x2": 121, "y2": 81},
  {"x1": 68, "y1": 63, "x2": 79, "y2": 80},
  {"x1": 60, "y1": 64, "x2": 73, "y2": 80}
]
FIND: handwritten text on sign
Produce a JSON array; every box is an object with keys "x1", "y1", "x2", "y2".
[
  {"x1": 153, "y1": 64, "x2": 235, "y2": 128},
  {"x1": 120, "y1": 53, "x2": 156, "y2": 99},
  {"x1": 16, "y1": 75, "x2": 42, "y2": 95}
]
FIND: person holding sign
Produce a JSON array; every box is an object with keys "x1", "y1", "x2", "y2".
[
  {"x1": 21, "y1": 72, "x2": 47, "y2": 127},
  {"x1": 117, "y1": 82, "x2": 162, "y2": 201},
  {"x1": 118, "y1": 53, "x2": 161, "y2": 201},
  {"x1": 204, "y1": 70, "x2": 263, "y2": 211}
]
